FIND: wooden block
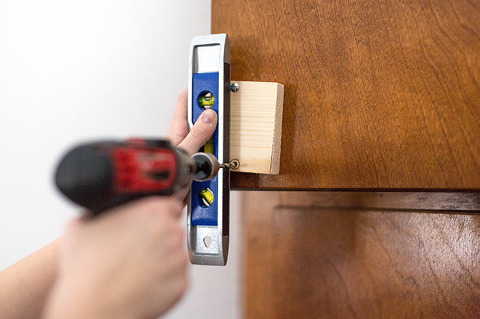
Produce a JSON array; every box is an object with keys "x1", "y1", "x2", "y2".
[{"x1": 230, "y1": 81, "x2": 284, "y2": 174}]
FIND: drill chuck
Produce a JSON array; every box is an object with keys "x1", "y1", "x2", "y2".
[{"x1": 193, "y1": 152, "x2": 221, "y2": 182}]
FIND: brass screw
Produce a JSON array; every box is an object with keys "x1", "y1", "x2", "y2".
[{"x1": 229, "y1": 159, "x2": 240, "y2": 170}]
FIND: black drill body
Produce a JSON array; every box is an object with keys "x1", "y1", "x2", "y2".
[{"x1": 55, "y1": 139, "x2": 216, "y2": 214}]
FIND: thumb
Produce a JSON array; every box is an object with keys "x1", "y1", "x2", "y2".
[{"x1": 178, "y1": 109, "x2": 217, "y2": 154}]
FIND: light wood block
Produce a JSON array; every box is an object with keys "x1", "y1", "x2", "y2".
[{"x1": 230, "y1": 81, "x2": 284, "y2": 174}]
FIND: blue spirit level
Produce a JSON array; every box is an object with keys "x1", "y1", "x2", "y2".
[{"x1": 187, "y1": 34, "x2": 230, "y2": 265}]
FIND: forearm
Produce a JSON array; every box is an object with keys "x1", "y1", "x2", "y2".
[{"x1": 0, "y1": 239, "x2": 61, "y2": 319}]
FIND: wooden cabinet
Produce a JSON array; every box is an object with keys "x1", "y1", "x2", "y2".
[
  {"x1": 244, "y1": 192, "x2": 480, "y2": 318},
  {"x1": 213, "y1": 0, "x2": 480, "y2": 190},
  {"x1": 212, "y1": 0, "x2": 480, "y2": 317}
]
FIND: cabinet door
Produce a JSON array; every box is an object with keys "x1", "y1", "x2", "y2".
[
  {"x1": 212, "y1": 0, "x2": 480, "y2": 190},
  {"x1": 243, "y1": 192, "x2": 480, "y2": 318}
]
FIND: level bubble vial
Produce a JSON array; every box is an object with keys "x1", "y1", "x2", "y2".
[
  {"x1": 199, "y1": 188, "x2": 214, "y2": 207},
  {"x1": 198, "y1": 91, "x2": 215, "y2": 109}
]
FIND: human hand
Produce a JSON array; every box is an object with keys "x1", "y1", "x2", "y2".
[
  {"x1": 45, "y1": 197, "x2": 187, "y2": 319},
  {"x1": 44, "y1": 91, "x2": 217, "y2": 319},
  {"x1": 166, "y1": 89, "x2": 218, "y2": 155},
  {"x1": 166, "y1": 90, "x2": 218, "y2": 204}
]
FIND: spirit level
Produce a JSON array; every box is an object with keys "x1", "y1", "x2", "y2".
[{"x1": 187, "y1": 34, "x2": 230, "y2": 265}]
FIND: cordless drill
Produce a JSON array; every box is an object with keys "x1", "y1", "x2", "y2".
[{"x1": 55, "y1": 138, "x2": 223, "y2": 214}]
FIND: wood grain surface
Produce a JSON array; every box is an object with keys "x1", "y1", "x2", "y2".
[
  {"x1": 243, "y1": 192, "x2": 480, "y2": 318},
  {"x1": 230, "y1": 81, "x2": 284, "y2": 174},
  {"x1": 212, "y1": 0, "x2": 480, "y2": 190}
]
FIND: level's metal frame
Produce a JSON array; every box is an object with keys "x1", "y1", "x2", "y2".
[{"x1": 187, "y1": 34, "x2": 230, "y2": 265}]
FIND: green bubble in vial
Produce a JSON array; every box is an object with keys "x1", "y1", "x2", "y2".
[
  {"x1": 198, "y1": 91, "x2": 215, "y2": 109},
  {"x1": 199, "y1": 188, "x2": 214, "y2": 207},
  {"x1": 204, "y1": 137, "x2": 214, "y2": 154}
]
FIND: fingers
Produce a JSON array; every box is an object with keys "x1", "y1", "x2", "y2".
[
  {"x1": 178, "y1": 109, "x2": 217, "y2": 155},
  {"x1": 65, "y1": 217, "x2": 82, "y2": 233},
  {"x1": 63, "y1": 217, "x2": 83, "y2": 248},
  {"x1": 137, "y1": 197, "x2": 183, "y2": 220},
  {"x1": 100, "y1": 197, "x2": 184, "y2": 224},
  {"x1": 166, "y1": 90, "x2": 189, "y2": 146},
  {"x1": 166, "y1": 90, "x2": 218, "y2": 154}
]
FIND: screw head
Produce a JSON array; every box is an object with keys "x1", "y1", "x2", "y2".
[
  {"x1": 229, "y1": 159, "x2": 240, "y2": 170},
  {"x1": 230, "y1": 82, "x2": 239, "y2": 92}
]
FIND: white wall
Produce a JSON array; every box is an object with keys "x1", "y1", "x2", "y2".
[{"x1": 0, "y1": 1, "x2": 241, "y2": 318}]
